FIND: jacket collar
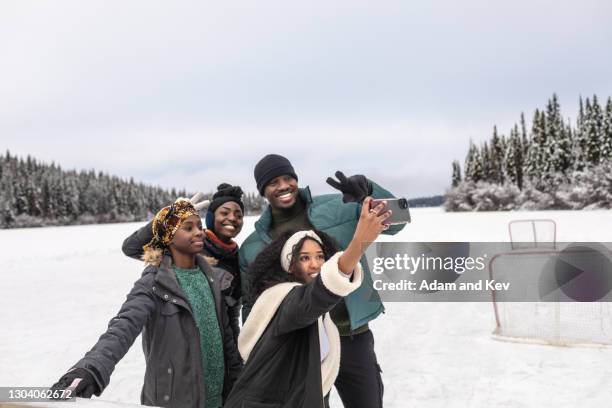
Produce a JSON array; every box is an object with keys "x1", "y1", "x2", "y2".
[{"x1": 254, "y1": 186, "x2": 313, "y2": 243}]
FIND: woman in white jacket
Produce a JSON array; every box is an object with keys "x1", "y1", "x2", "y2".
[{"x1": 224, "y1": 197, "x2": 390, "y2": 408}]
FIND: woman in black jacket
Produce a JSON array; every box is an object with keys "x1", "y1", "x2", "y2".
[
  {"x1": 224, "y1": 197, "x2": 390, "y2": 408},
  {"x1": 201, "y1": 183, "x2": 244, "y2": 342},
  {"x1": 51, "y1": 199, "x2": 242, "y2": 408},
  {"x1": 122, "y1": 184, "x2": 245, "y2": 343}
]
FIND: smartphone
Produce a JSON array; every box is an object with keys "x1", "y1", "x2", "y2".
[{"x1": 370, "y1": 198, "x2": 412, "y2": 225}]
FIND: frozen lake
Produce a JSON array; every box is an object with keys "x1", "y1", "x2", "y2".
[{"x1": 1, "y1": 207, "x2": 611, "y2": 407}]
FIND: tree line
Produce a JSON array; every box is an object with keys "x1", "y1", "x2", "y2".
[
  {"x1": 0, "y1": 152, "x2": 266, "y2": 228},
  {"x1": 446, "y1": 94, "x2": 612, "y2": 211}
]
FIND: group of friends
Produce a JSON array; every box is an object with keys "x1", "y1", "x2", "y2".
[{"x1": 51, "y1": 154, "x2": 406, "y2": 408}]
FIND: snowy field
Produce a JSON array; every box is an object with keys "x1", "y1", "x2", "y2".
[{"x1": 1, "y1": 207, "x2": 612, "y2": 407}]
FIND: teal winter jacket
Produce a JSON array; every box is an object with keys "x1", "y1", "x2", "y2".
[{"x1": 239, "y1": 181, "x2": 405, "y2": 330}]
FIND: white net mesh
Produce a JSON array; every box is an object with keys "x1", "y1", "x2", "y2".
[
  {"x1": 494, "y1": 301, "x2": 612, "y2": 346},
  {"x1": 492, "y1": 220, "x2": 612, "y2": 346},
  {"x1": 508, "y1": 219, "x2": 556, "y2": 250}
]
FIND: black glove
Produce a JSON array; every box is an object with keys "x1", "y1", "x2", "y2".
[
  {"x1": 50, "y1": 368, "x2": 100, "y2": 399},
  {"x1": 326, "y1": 171, "x2": 373, "y2": 203}
]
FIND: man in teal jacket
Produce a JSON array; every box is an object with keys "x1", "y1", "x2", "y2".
[{"x1": 239, "y1": 154, "x2": 405, "y2": 408}]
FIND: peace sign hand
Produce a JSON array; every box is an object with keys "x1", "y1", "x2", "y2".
[{"x1": 326, "y1": 171, "x2": 373, "y2": 203}]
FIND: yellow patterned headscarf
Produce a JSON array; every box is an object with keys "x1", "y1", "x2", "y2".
[{"x1": 142, "y1": 198, "x2": 200, "y2": 265}]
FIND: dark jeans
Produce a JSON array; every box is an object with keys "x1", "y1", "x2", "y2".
[{"x1": 334, "y1": 330, "x2": 384, "y2": 408}]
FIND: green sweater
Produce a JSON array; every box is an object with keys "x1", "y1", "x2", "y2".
[
  {"x1": 174, "y1": 265, "x2": 224, "y2": 408},
  {"x1": 268, "y1": 195, "x2": 312, "y2": 239}
]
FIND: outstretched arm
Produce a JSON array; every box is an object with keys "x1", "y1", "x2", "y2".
[{"x1": 54, "y1": 277, "x2": 157, "y2": 395}]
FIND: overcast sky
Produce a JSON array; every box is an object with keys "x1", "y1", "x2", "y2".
[{"x1": 2, "y1": 0, "x2": 611, "y2": 198}]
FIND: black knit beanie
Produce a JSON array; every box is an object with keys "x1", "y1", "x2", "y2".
[
  {"x1": 254, "y1": 154, "x2": 298, "y2": 195},
  {"x1": 206, "y1": 183, "x2": 245, "y2": 229}
]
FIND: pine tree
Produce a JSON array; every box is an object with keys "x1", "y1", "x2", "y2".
[
  {"x1": 503, "y1": 125, "x2": 524, "y2": 189},
  {"x1": 52, "y1": 176, "x2": 67, "y2": 219},
  {"x1": 577, "y1": 96, "x2": 585, "y2": 129},
  {"x1": 451, "y1": 160, "x2": 462, "y2": 187},
  {"x1": 13, "y1": 163, "x2": 28, "y2": 215},
  {"x1": 0, "y1": 163, "x2": 16, "y2": 226},
  {"x1": 464, "y1": 142, "x2": 483, "y2": 182},
  {"x1": 24, "y1": 177, "x2": 41, "y2": 217},
  {"x1": 64, "y1": 176, "x2": 80, "y2": 220},
  {"x1": 585, "y1": 95, "x2": 604, "y2": 164},
  {"x1": 601, "y1": 97, "x2": 612, "y2": 161},
  {"x1": 544, "y1": 94, "x2": 571, "y2": 175},
  {"x1": 481, "y1": 141, "x2": 491, "y2": 181},
  {"x1": 503, "y1": 129, "x2": 518, "y2": 186},
  {"x1": 524, "y1": 109, "x2": 544, "y2": 183},
  {"x1": 573, "y1": 98, "x2": 589, "y2": 171},
  {"x1": 489, "y1": 126, "x2": 504, "y2": 184},
  {"x1": 520, "y1": 112, "x2": 529, "y2": 157},
  {"x1": 537, "y1": 110, "x2": 550, "y2": 169},
  {"x1": 566, "y1": 119, "x2": 574, "y2": 165}
]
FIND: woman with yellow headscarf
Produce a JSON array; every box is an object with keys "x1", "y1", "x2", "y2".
[{"x1": 51, "y1": 198, "x2": 242, "y2": 408}]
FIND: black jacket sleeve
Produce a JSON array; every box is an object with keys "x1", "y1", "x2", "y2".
[
  {"x1": 72, "y1": 276, "x2": 157, "y2": 392},
  {"x1": 222, "y1": 301, "x2": 243, "y2": 398},
  {"x1": 121, "y1": 221, "x2": 154, "y2": 260},
  {"x1": 238, "y1": 249, "x2": 253, "y2": 324},
  {"x1": 272, "y1": 276, "x2": 342, "y2": 336},
  {"x1": 227, "y1": 301, "x2": 241, "y2": 345}
]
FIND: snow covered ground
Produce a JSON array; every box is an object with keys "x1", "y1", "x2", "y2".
[{"x1": 1, "y1": 207, "x2": 612, "y2": 407}]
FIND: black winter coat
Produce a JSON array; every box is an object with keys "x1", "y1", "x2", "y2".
[
  {"x1": 224, "y1": 252, "x2": 362, "y2": 408},
  {"x1": 122, "y1": 221, "x2": 242, "y2": 343},
  {"x1": 72, "y1": 255, "x2": 242, "y2": 408}
]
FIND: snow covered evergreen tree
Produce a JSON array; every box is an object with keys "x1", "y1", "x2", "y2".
[
  {"x1": 524, "y1": 110, "x2": 543, "y2": 184},
  {"x1": 573, "y1": 98, "x2": 588, "y2": 171},
  {"x1": 504, "y1": 125, "x2": 524, "y2": 189},
  {"x1": 452, "y1": 160, "x2": 462, "y2": 187},
  {"x1": 584, "y1": 96, "x2": 604, "y2": 165},
  {"x1": 601, "y1": 97, "x2": 612, "y2": 161},
  {"x1": 464, "y1": 142, "x2": 483, "y2": 182},
  {"x1": 520, "y1": 112, "x2": 529, "y2": 157},
  {"x1": 544, "y1": 94, "x2": 572, "y2": 175},
  {"x1": 489, "y1": 126, "x2": 504, "y2": 184},
  {"x1": 481, "y1": 141, "x2": 491, "y2": 181}
]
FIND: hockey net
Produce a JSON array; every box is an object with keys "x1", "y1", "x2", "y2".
[{"x1": 491, "y1": 219, "x2": 612, "y2": 347}]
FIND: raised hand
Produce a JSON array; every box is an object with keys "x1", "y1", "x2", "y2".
[
  {"x1": 188, "y1": 192, "x2": 210, "y2": 212},
  {"x1": 326, "y1": 171, "x2": 373, "y2": 203},
  {"x1": 338, "y1": 197, "x2": 391, "y2": 275}
]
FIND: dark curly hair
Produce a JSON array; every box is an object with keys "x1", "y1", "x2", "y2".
[{"x1": 246, "y1": 229, "x2": 339, "y2": 305}]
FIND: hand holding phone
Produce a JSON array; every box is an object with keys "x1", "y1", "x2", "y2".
[{"x1": 370, "y1": 198, "x2": 411, "y2": 225}]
